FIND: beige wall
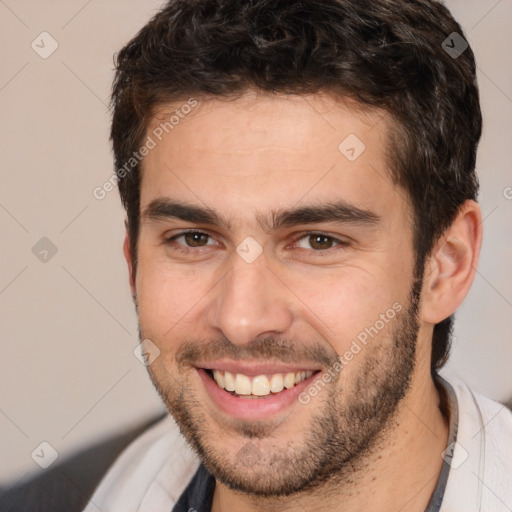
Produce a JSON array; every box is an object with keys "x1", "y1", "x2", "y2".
[{"x1": 1, "y1": 0, "x2": 511, "y2": 485}]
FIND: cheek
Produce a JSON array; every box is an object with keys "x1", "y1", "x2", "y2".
[
  {"x1": 288, "y1": 267, "x2": 407, "y2": 352},
  {"x1": 135, "y1": 251, "x2": 214, "y2": 341}
]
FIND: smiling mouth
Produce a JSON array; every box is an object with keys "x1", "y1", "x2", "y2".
[{"x1": 205, "y1": 369, "x2": 318, "y2": 398}]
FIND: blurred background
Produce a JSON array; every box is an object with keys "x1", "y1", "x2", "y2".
[{"x1": 1, "y1": 0, "x2": 511, "y2": 486}]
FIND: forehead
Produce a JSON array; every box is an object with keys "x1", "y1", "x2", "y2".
[{"x1": 141, "y1": 91, "x2": 409, "y2": 228}]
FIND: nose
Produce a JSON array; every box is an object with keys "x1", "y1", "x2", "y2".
[{"x1": 206, "y1": 252, "x2": 294, "y2": 346}]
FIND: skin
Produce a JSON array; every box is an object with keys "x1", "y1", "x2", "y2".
[{"x1": 123, "y1": 90, "x2": 482, "y2": 511}]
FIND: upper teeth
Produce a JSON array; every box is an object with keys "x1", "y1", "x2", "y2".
[{"x1": 212, "y1": 370, "x2": 314, "y2": 396}]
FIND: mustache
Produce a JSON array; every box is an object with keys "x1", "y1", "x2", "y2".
[{"x1": 175, "y1": 336, "x2": 339, "y2": 369}]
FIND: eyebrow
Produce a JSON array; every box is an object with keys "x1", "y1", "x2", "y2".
[{"x1": 142, "y1": 198, "x2": 380, "y2": 231}]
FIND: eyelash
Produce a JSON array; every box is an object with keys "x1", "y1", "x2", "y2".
[
  {"x1": 165, "y1": 230, "x2": 216, "y2": 254},
  {"x1": 165, "y1": 230, "x2": 349, "y2": 255}
]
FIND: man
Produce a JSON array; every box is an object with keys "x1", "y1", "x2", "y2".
[{"x1": 2, "y1": 0, "x2": 511, "y2": 511}]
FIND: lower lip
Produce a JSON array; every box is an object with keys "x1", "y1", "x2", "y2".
[{"x1": 197, "y1": 368, "x2": 318, "y2": 421}]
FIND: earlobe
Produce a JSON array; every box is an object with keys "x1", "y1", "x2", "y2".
[{"x1": 421, "y1": 200, "x2": 482, "y2": 324}]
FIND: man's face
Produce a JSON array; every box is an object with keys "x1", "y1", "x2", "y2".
[{"x1": 132, "y1": 92, "x2": 424, "y2": 495}]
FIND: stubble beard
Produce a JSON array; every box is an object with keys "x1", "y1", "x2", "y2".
[{"x1": 143, "y1": 278, "x2": 422, "y2": 497}]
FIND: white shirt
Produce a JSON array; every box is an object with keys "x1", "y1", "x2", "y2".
[{"x1": 82, "y1": 375, "x2": 512, "y2": 512}]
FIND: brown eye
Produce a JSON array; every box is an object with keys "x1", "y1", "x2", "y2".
[
  {"x1": 183, "y1": 232, "x2": 210, "y2": 247},
  {"x1": 308, "y1": 234, "x2": 336, "y2": 250},
  {"x1": 294, "y1": 232, "x2": 348, "y2": 254},
  {"x1": 165, "y1": 230, "x2": 220, "y2": 256}
]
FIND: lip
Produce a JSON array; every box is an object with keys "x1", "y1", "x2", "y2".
[
  {"x1": 196, "y1": 367, "x2": 321, "y2": 421},
  {"x1": 196, "y1": 360, "x2": 322, "y2": 377}
]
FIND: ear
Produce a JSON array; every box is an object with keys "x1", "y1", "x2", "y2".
[
  {"x1": 122, "y1": 223, "x2": 136, "y2": 298},
  {"x1": 421, "y1": 200, "x2": 482, "y2": 324}
]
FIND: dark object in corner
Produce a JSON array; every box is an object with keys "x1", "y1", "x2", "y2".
[{"x1": 0, "y1": 414, "x2": 166, "y2": 512}]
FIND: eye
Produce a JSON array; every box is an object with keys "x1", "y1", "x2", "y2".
[
  {"x1": 294, "y1": 232, "x2": 346, "y2": 252},
  {"x1": 166, "y1": 230, "x2": 217, "y2": 250}
]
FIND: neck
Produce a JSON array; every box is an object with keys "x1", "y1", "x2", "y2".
[{"x1": 211, "y1": 363, "x2": 449, "y2": 512}]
